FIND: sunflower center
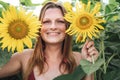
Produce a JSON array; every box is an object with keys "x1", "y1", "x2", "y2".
[
  {"x1": 8, "y1": 20, "x2": 29, "y2": 39},
  {"x1": 80, "y1": 17, "x2": 89, "y2": 25},
  {"x1": 16, "y1": 27, "x2": 21, "y2": 32},
  {"x1": 77, "y1": 14, "x2": 93, "y2": 29}
]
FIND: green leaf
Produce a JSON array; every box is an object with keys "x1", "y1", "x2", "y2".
[
  {"x1": 116, "y1": 0, "x2": 120, "y2": 3},
  {"x1": 53, "y1": 65, "x2": 86, "y2": 80},
  {"x1": 0, "y1": 1, "x2": 9, "y2": 10},
  {"x1": 104, "y1": 41, "x2": 120, "y2": 47},
  {"x1": 109, "y1": 0, "x2": 119, "y2": 6},
  {"x1": 0, "y1": 1, "x2": 9, "y2": 17},
  {"x1": 104, "y1": 0, "x2": 119, "y2": 21},
  {"x1": 0, "y1": 48, "x2": 12, "y2": 67},
  {"x1": 103, "y1": 69, "x2": 120, "y2": 80},
  {"x1": 81, "y1": 0, "x2": 88, "y2": 4},
  {"x1": 105, "y1": 5, "x2": 111, "y2": 14},
  {"x1": 19, "y1": 0, "x2": 40, "y2": 6},
  {"x1": 106, "y1": 20, "x2": 120, "y2": 33},
  {"x1": 0, "y1": 8, "x2": 3, "y2": 17},
  {"x1": 104, "y1": 5, "x2": 119, "y2": 21},
  {"x1": 80, "y1": 58, "x2": 104, "y2": 75}
]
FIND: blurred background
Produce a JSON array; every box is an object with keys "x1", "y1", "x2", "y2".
[{"x1": 0, "y1": 0, "x2": 120, "y2": 80}]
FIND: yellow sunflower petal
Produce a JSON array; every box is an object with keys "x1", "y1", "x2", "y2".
[
  {"x1": 95, "y1": 24, "x2": 104, "y2": 29},
  {"x1": 64, "y1": 12, "x2": 75, "y2": 23},
  {"x1": 1, "y1": 35, "x2": 11, "y2": 49},
  {"x1": 23, "y1": 36, "x2": 32, "y2": 48},
  {"x1": 86, "y1": 1, "x2": 91, "y2": 12},
  {"x1": 17, "y1": 40, "x2": 24, "y2": 52},
  {"x1": 88, "y1": 31, "x2": 93, "y2": 39},
  {"x1": 10, "y1": 38, "x2": 17, "y2": 52},
  {"x1": 63, "y1": 2, "x2": 72, "y2": 12},
  {"x1": 9, "y1": 6, "x2": 17, "y2": 19},
  {"x1": 91, "y1": 2, "x2": 101, "y2": 15}
]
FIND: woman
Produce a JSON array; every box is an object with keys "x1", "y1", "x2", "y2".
[{"x1": 0, "y1": 1, "x2": 99, "y2": 80}]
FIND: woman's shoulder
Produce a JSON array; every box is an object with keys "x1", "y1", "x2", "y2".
[
  {"x1": 72, "y1": 51, "x2": 82, "y2": 65},
  {"x1": 13, "y1": 49, "x2": 34, "y2": 56},
  {"x1": 12, "y1": 49, "x2": 34, "y2": 71},
  {"x1": 11, "y1": 49, "x2": 34, "y2": 62}
]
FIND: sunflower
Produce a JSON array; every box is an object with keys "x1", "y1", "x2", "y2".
[
  {"x1": 63, "y1": 2, "x2": 72, "y2": 12},
  {"x1": 64, "y1": 1, "x2": 106, "y2": 42},
  {"x1": 0, "y1": 5, "x2": 41, "y2": 52}
]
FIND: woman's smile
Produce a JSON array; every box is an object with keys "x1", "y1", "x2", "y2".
[{"x1": 47, "y1": 31, "x2": 60, "y2": 36}]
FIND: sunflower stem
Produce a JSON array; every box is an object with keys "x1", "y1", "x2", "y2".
[{"x1": 92, "y1": 55, "x2": 95, "y2": 64}]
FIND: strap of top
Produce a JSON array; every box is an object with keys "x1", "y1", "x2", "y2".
[{"x1": 28, "y1": 71, "x2": 35, "y2": 80}]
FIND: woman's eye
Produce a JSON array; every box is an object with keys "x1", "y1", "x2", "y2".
[
  {"x1": 57, "y1": 20, "x2": 65, "y2": 24},
  {"x1": 42, "y1": 21, "x2": 50, "y2": 24},
  {"x1": 43, "y1": 21, "x2": 49, "y2": 24},
  {"x1": 42, "y1": 20, "x2": 51, "y2": 26}
]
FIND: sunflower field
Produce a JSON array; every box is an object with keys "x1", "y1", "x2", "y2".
[{"x1": 0, "y1": 0, "x2": 120, "y2": 80}]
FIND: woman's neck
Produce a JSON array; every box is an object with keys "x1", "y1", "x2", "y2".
[{"x1": 44, "y1": 44, "x2": 63, "y2": 62}]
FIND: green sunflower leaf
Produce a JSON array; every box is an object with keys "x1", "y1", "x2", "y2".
[
  {"x1": 53, "y1": 65, "x2": 86, "y2": 80},
  {"x1": 80, "y1": 58, "x2": 104, "y2": 75},
  {"x1": 81, "y1": 0, "x2": 88, "y2": 4},
  {"x1": 19, "y1": 0, "x2": 40, "y2": 6},
  {"x1": 0, "y1": 1, "x2": 9, "y2": 10},
  {"x1": 0, "y1": 8, "x2": 3, "y2": 17},
  {"x1": 0, "y1": 1, "x2": 9, "y2": 17},
  {"x1": 0, "y1": 48, "x2": 12, "y2": 67}
]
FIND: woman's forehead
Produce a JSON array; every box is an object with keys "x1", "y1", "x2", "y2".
[{"x1": 43, "y1": 8, "x2": 63, "y2": 18}]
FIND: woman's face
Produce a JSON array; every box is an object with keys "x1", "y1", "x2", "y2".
[{"x1": 41, "y1": 8, "x2": 66, "y2": 44}]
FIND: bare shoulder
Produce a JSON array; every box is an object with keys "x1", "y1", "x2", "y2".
[
  {"x1": 73, "y1": 51, "x2": 82, "y2": 65},
  {"x1": 12, "y1": 49, "x2": 34, "y2": 72},
  {"x1": 12, "y1": 49, "x2": 34, "y2": 60},
  {"x1": 11, "y1": 49, "x2": 34, "y2": 68}
]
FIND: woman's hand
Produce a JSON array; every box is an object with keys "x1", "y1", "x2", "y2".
[{"x1": 81, "y1": 40, "x2": 99, "y2": 63}]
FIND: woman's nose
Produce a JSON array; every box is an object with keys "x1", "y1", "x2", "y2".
[{"x1": 50, "y1": 21, "x2": 57, "y2": 30}]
